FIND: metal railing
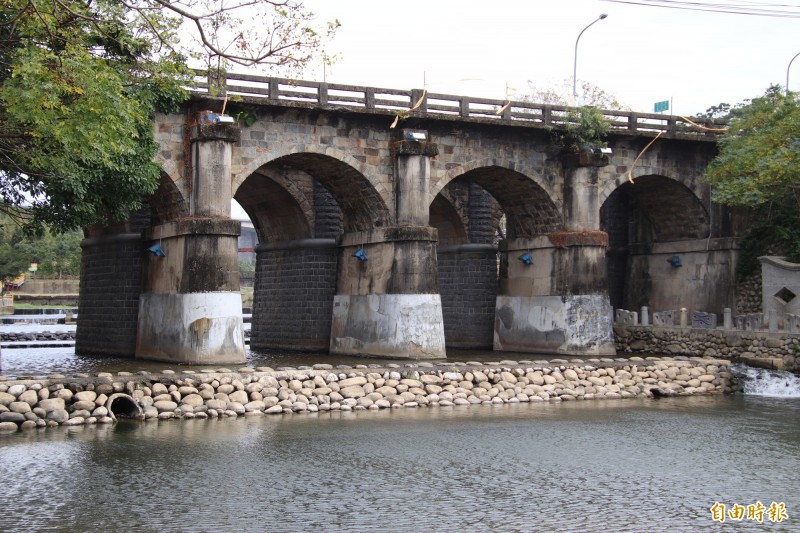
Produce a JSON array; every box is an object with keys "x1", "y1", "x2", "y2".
[{"x1": 190, "y1": 71, "x2": 725, "y2": 141}]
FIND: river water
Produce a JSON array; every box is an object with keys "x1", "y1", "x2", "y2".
[{"x1": 1, "y1": 351, "x2": 799, "y2": 532}]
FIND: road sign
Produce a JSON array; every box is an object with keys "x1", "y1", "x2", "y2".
[{"x1": 654, "y1": 100, "x2": 670, "y2": 113}]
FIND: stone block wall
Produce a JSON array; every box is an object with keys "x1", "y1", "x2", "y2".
[
  {"x1": 437, "y1": 244, "x2": 497, "y2": 349},
  {"x1": 250, "y1": 239, "x2": 337, "y2": 351},
  {"x1": 614, "y1": 325, "x2": 800, "y2": 373},
  {"x1": 76, "y1": 234, "x2": 143, "y2": 357}
]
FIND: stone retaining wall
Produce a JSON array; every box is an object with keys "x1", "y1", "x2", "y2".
[
  {"x1": 615, "y1": 325, "x2": 800, "y2": 373},
  {"x1": 0, "y1": 357, "x2": 735, "y2": 432}
]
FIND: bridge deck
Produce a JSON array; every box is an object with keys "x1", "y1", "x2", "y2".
[{"x1": 190, "y1": 71, "x2": 724, "y2": 141}]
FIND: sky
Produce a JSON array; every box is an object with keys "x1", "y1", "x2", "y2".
[{"x1": 296, "y1": 0, "x2": 800, "y2": 117}]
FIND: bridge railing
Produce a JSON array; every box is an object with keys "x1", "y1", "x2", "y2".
[{"x1": 191, "y1": 72, "x2": 724, "y2": 140}]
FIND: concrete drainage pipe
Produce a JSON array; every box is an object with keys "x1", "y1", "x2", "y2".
[{"x1": 105, "y1": 393, "x2": 144, "y2": 421}]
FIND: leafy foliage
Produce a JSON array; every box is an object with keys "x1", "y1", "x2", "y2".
[
  {"x1": 555, "y1": 106, "x2": 611, "y2": 154},
  {"x1": 701, "y1": 86, "x2": 800, "y2": 275},
  {"x1": 0, "y1": 0, "x2": 336, "y2": 235},
  {"x1": 703, "y1": 86, "x2": 800, "y2": 207},
  {"x1": 0, "y1": 0, "x2": 190, "y2": 234},
  {"x1": 0, "y1": 214, "x2": 82, "y2": 280},
  {"x1": 521, "y1": 80, "x2": 616, "y2": 155},
  {"x1": 696, "y1": 102, "x2": 732, "y2": 120},
  {"x1": 734, "y1": 200, "x2": 800, "y2": 280}
]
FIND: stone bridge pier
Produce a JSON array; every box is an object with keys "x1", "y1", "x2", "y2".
[
  {"x1": 494, "y1": 155, "x2": 615, "y2": 355},
  {"x1": 135, "y1": 123, "x2": 246, "y2": 364},
  {"x1": 330, "y1": 135, "x2": 446, "y2": 359}
]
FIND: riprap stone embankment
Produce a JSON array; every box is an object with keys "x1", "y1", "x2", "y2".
[{"x1": 0, "y1": 356, "x2": 735, "y2": 432}]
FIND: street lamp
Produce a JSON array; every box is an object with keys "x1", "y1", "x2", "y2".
[
  {"x1": 573, "y1": 13, "x2": 608, "y2": 99},
  {"x1": 787, "y1": 50, "x2": 800, "y2": 96}
]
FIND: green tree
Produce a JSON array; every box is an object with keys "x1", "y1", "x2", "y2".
[
  {"x1": 702, "y1": 86, "x2": 800, "y2": 272},
  {"x1": 703, "y1": 86, "x2": 800, "y2": 206},
  {"x1": 557, "y1": 106, "x2": 611, "y2": 154},
  {"x1": 521, "y1": 80, "x2": 620, "y2": 155},
  {"x1": 0, "y1": 214, "x2": 82, "y2": 279},
  {"x1": 0, "y1": 1, "x2": 336, "y2": 235}
]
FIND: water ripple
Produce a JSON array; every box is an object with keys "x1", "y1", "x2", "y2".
[{"x1": 1, "y1": 396, "x2": 798, "y2": 532}]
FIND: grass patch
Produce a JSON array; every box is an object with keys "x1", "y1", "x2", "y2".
[{"x1": 13, "y1": 303, "x2": 77, "y2": 310}]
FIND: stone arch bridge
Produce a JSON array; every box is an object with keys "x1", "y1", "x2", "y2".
[{"x1": 76, "y1": 74, "x2": 737, "y2": 364}]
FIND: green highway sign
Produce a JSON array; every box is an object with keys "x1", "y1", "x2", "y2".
[{"x1": 654, "y1": 100, "x2": 670, "y2": 113}]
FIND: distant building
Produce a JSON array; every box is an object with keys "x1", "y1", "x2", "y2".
[{"x1": 238, "y1": 219, "x2": 257, "y2": 265}]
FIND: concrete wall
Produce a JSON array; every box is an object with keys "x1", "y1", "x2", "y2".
[
  {"x1": 16, "y1": 279, "x2": 80, "y2": 295},
  {"x1": 626, "y1": 238, "x2": 737, "y2": 315},
  {"x1": 760, "y1": 256, "x2": 800, "y2": 323},
  {"x1": 334, "y1": 227, "x2": 440, "y2": 296},
  {"x1": 494, "y1": 235, "x2": 615, "y2": 355},
  {"x1": 330, "y1": 293, "x2": 446, "y2": 359},
  {"x1": 330, "y1": 226, "x2": 445, "y2": 359},
  {"x1": 250, "y1": 239, "x2": 337, "y2": 351}
]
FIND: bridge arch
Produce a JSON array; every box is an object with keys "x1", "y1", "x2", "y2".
[
  {"x1": 433, "y1": 162, "x2": 562, "y2": 238},
  {"x1": 148, "y1": 171, "x2": 189, "y2": 226},
  {"x1": 600, "y1": 173, "x2": 716, "y2": 313},
  {"x1": 234, "y1": 168, "x2": 314, "y2": 244},
  {"x1": 601, "y1": 173, "x2": 710, "y2": 242},
  {"x1": 599, "y1": 160, "x2": 707, "y2": 209},
  {"x1": 233, "y1": 148, "x2": 391, "y2": 232},
  {"x1": 430, "y1": 186, "x2": 469, "y2": 246}
]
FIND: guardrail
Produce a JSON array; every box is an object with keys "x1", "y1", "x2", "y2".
[{"x1": 190, "y1": 71, "x2": 725, "y2": 140}]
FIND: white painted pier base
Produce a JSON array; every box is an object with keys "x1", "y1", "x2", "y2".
[
  {"x1": 330, "y1": 294, "x2": 446, "y2": 359},
  {"x1": 136, "y1": 292, "x2": 246, "y2": 364},
  {"x1": 494, "y1": 294, "x2": 615, "y2": 356}
]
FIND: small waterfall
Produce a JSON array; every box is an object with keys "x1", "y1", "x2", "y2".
[{"x1": 732, "y1": 363, "x2": 800, "y2": 398}]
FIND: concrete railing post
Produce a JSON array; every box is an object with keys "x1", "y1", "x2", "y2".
[{"x1": 768, "y1": 310, "x2": 778, "y2": 332}]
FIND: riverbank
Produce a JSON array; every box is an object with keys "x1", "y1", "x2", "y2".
[{"x1": 0, "y1": 356, "x2": 735, "y2": 432}]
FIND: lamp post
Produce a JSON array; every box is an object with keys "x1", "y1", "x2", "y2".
[
  {"x1": 787, "y1": 50, "x2": 800, "y2": 96},
  {"x1": 573, "y1": 13, "x2": 608, "y2": 99}
]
